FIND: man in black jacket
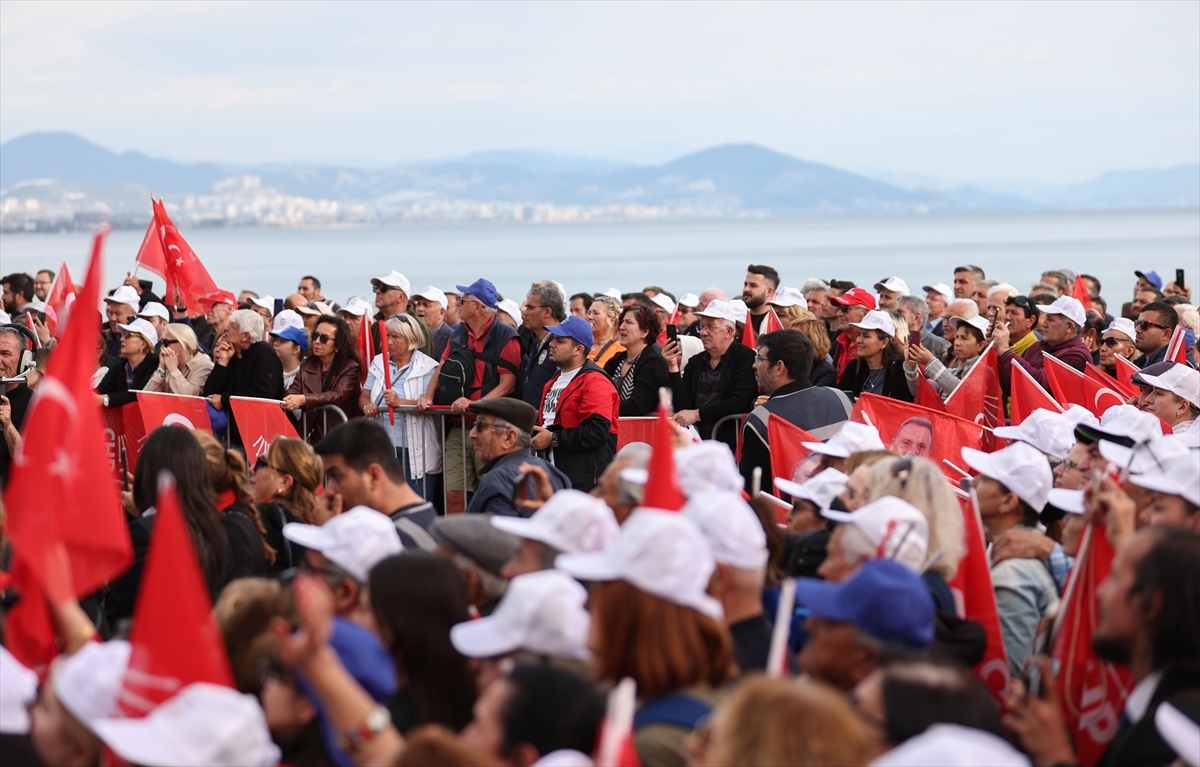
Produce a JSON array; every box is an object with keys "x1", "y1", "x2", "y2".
[
  {"x1": 664, "y1": 298, "x2": 757, "y2": 452},
  {"x1": 464, "y1": 398, "x2": 570, "y2": 516},
  {"x1": 204, "y1": 308, "x2": 284, "y2": 447},
  {"x1": 740, "y1": 330, "x2": 852, "y2": 493}
]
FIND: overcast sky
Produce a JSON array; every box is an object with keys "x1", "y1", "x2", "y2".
[{"x1": 2, "y1": 1, "x2": 1197, "y2": 184}]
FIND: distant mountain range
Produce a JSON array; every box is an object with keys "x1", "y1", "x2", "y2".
[{"x1": 2, "y1": 131, "x2": 1197, "y2": 214}]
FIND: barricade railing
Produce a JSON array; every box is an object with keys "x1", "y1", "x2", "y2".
[
  {"x1": 711, "y1": 412, "x2": 749, "y2": 456},
  {"x1": 301, "y1": 404, "x2": 348, "y2": 443}
]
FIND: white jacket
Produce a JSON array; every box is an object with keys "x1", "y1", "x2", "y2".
[{"x1": 367, "y1": 350, "x2": 442, "y2": 478}]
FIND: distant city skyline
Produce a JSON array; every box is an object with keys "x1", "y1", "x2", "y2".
[{"x1": 2, "y1": 1, "x2": 1197, "y2": 185}]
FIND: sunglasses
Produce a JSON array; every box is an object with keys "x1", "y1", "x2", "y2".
[
  {"x1": 1100, "y1": 337, "x2": 1128, "y2": 348},
  {"x1": 1005, "y1": 296, "x2": 1031, "y2": 308},
  {"x1": 312, "y1": 332, "x2": 336, "y2": 344},
  {"x1": 372, "y1": 283, "x2": 399, "y2": 293},
  {"x1": 1135, "y1": 320, "x2": 1170, "y2": 331},
  {"x1": 161, "y1": 338, "x2": 180, "y2": 346}
]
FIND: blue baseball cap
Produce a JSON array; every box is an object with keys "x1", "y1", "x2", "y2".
[
  {"x1": 1135, "y1": 270, "x2": 1163, "y2": 289},
  {"x1": 455, "y1": 278, "x2": 499, "y2": 309},
  {"x1": 270, "y1": 325, "x2": 309, "y2": 352},
  {"x1": 545, "y1": 315, "x2": 594, "y2": 349},
  {"x1": 795, "y1": 559, "x2": 934, "y2": 650}
]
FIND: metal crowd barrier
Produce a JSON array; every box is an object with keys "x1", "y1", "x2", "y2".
[
  {"x1": 301, "y1": 404, "x2": 348, "y2": 443},
  {"x1": 711, "y1": 412, "x2": 749, "y2": 456}
]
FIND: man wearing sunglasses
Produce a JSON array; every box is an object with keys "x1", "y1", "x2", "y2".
[{"x1": 1133, "y1": 301, "x2": 1193, "y2": 368}]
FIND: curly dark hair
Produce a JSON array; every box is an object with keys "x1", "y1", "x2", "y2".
[
  {"x1": 311, "y1": 315, "x2": 358, "y2": 370},
  {"x1": 618, "y1": 303, "x2": 661, "y2": 344}
]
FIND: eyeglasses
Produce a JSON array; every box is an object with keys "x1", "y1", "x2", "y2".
[
  {"x1": 472, "y1": 419, "x2": 509, "y2": 434},
  {"x1": 754, "y1": 353, "x2": 771, "y2": 364},
  {"x1": 1135, "y1": 320, "x2": 1170, "y2": 331},
  {"x1": 312, "y1": 332, "x2": 336, "y2": 344}
]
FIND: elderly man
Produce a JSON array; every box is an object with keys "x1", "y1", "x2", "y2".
[
  {"x1": 518, "y1": 284, "x2": 568, "y2": 410},
  {"x1": 994, "y1": 296, "x2": 1091, "y2": 397},
  {"x1": 997, "y1": 294, "x2": 1041, "y2": 359},
  {"x1": 464, "y1": 398, "x2": 569, "y2": 516},
  {"x1": 829, "y1": 287, "x2": 877, "y2": 376},
  {"x1": 687, "y1": 287, "x2": 727, "y2": 336},
  {"x1": 922, "y1": 282, "x2": 953, "y2": 337},
  {"x1": 743, "y1": 264, "x2": 780, "y2": 335},
  {"x1": 596, "y1": 443, "x2": 650, "y2": 524},
  {"x1": 741, "y1": 329, "x2": 852, "y2": 492},
  {"x1": 102, "y1": 285, "x2": 141, "y2": 363},
  {"x1": 203, "y1": 308, "x2": 284, "y2": 447},
  {"x1": 0, "y1": 326, "x2": 34, "y2": 488},
  {"x1": 412, "y1": 286, "x2": 452, "y2": 359},
  {"x1": 941, "y1": 298, "x2": 980, "y2": 346},
  {"x1": 953, "y1": 264, "x2": 985, "y2": 299},
  {"x1": 430, "y1": 515, "x2": 520, "y2": 616},
  {"x1": 196, "y1": 289, "x2": 237, "y2": 353},
  {"x1": 897, "y1": 295, "x2": 950, "y2": 359},
  {"x1": 530, "y1": 316, "x2": 619, "y2": 492},
  {"x1": 371, "y1": 270, "x2": 411, "y2": 320},
  {"x1": 873, "y1": 277, "x2": 909, "y2": 311},
  {"x1": 971, "y1": 279, "x2": 998, "y2": 315},
  {"x1": 664, "y1": 299, "x2": 757, "y2": 452},
  {"x1": 136, "y1": 302, "x2": 171, "y2": 347}
]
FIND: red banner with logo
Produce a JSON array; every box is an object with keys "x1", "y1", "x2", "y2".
[
  {"x1": 851, "y1": 393, "x2": 986, "y2": 481},
  {"x1": 1050, "y1": 524, "x2": 1132, "y2": 767},
  {"x1": 228, "y1": 396, "x2": 300, "y2": 462},
  {"x1": 944, "y1": 345, "x2": 1003, "y2": 451},
  {"x1": 101, "y1": 393, "x2": 212, "y2": 474},
  {"x1": 949, "y1": 493, "x2": 1011, "y2": 705}
]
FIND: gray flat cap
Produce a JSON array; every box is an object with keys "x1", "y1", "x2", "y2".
[{"x1": 430, "y1": 514, "x2": 521, "y2": 576}]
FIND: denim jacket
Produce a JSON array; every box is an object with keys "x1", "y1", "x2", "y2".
[{"x1": 991, "y1": 525, "x2": 1061, "y2": 678}]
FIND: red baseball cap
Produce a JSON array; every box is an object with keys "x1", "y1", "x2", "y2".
[
  {"x1": 200, "y1": 289, "x2": 237, "y2": 310},
  {"x1": 829, "y1": 287, "x2": 877, "y2": 311}
]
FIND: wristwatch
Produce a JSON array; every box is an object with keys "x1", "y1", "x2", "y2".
[
  {"x1": 550, "y1": 432, "x2": 559, "y2": 449},
  {"x1": 155, "y1": 368, "x2": 167, "y2": 379},
  {"x1": 337, "y1": 705, "x2": 390, "y2": 753},
  {"x1": 102, "y1": 394, "x2": 110, "y2": 408}
]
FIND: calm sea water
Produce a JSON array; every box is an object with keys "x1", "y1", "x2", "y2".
[{"x1": 1, "y1": 210, "x2": 1196, "y2": 308}]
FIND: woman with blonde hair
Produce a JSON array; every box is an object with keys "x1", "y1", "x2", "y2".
[
  {"x1": 866, "y1": 455, "x2": 965, "y2": 609},
  {"x1": 194, "y1": 430, "x2": 272, "y2": 581},
  {"x1": 586, "y1": 295, "x2": 625, "y2": 367},
  {"x1": 145, "y1": 323, "x2": 213, "y2": 395},
  {"x1": 697, "y1": 676, "x2": 871, "y2": 767},
  {"x1": 252, "y1": 437, "x2": 325, "y2": 573},
  {"x1": 787, "y1": 307, "x2": 836, "y2": 387}
]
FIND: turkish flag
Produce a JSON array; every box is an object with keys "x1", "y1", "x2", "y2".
[
  {"x1": 3, "y1": 226, "x2": 133, "y2": 671},
  {"x1": 740, "y1": 315, "x2": 757, "y2": 349},
  {"x1": 853, "y1": 394, "x2": 985, "y2": 481},
  {"x1": 595, "y1": 679, "x2": 642, "y2": 767},
  {"x1": 767, "y1": 414, "x2": 817, "y2": 494},
  {"x1": 1045, "y1": 354, "x2": 1089, "y2": 409},
  {"x1": 1165, "y1": 325, "x2": 1188, "y2": 365},
  {"x1": 642, "y1": 399, "x2": 685, "y2": 512},
  {"x1": 228, "y1": 396, "x2": 300, "y2": 462},
  {"x1": 1114, "y1": 356, "x2": 1140, "y2": 392},
  {"x1": 1050, "y1": 524, "x2": 1132, "y2": 766},
  {"x1": 118, "y1": 473, "x2": 234, "y2": 716},
  {"x1": 948, "y1": 493, "x2": 1011, "y2": 705},
  {"x1": 1010, "y1": 362, "x2": 1063, "y2": 426},
  {"x1": 44, "y1": 262, "x2": 75, "y2": 337},
  {"x1": 135, "y1": 199, "x2": 219, "y2": 311},
  {"x1": 763, "y1": 308, "x2": 786, "y2": 334},
  {"x1": 1081, "y1": 375, "x2": 1128, "y2": 418},
  {"x1": 944, "y1": 344, "x2": 1003, "y2": 451},
  {"x1": 1084, "y1": 363, "x2": 1137, "y2": 401},
  {"x1": 1072, "y1": 274, "x2": 1092, "y2": 311},
  {"x1": 914, "y1": 367, "x2": 948, "y2": 412}
]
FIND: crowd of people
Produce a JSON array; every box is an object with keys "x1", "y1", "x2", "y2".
[{"x1": 0, "y1": 260, "x2": 1198, "y2": 767}]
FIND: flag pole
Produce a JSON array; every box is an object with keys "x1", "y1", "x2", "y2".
[
  {"x1": 767, "y1": 577, "x2": 797, "y2": 678},
  {"x1": 379, "y1": 320, "x2": 395, "y2": 426}
]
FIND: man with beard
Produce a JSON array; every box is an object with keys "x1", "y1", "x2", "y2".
[{"x1": 743, "y1": 264, "x2": 780, "y2": 336}]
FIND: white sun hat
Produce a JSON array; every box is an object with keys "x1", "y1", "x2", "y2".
[
  {"x1": 1103, "y1": 318, "x2": 1137, "y2": 344},
  {"x1": 339, "y1": 296, "x2": 373, "y2": 317},
  {"x1": 992, "y1": 409, "x2": 1077, "y2": 460},
  {"x1": 413, "y1": 285, "x2": 449, "y2": 310},
  {"x1": 1038, "y1": 296, "x2": 1087, "y2": 328},
  {"x1": 1136, "y1": 363, "x2": 1200, "y2": 408},
  {"x1": 768, "y1": 287, "x2": 808, "y2": 309},
  {"x1": 449, "y1": 569, "x2": 591, "y2": 661},
  {"x1": 677, "y1": 292, "x2": 700, "y2": 308},
  {"x1": 874, "y1": 277, "x2": 911, "y2": 296},
  {"x1": 695, "y1": 299, "x2": 738, "y2": 325},
  {"x1": 1098, "y1": 433, "x2": 1193, "y2": 475},
  {"x1": 650, "y1": 293, "x2": 676, "y2": 315},
  {"x1": 774, "y1": 467, "x2": 849, "y2": 510},
  {"x1": 282, "y1": 506, "x2": 403, "y2": 581},
  {"x1": 803, "y1": 422, "x2": 885, "y2": 458},
  {"x1": 849, "y1": 310, "x2": 897, "y2": 338},
  {"x1": 961, "y1": 441, "x2": 1054, "y2": 512},
  {"x1": 491, "y1": 489, "x2": 620, "y2": 554},
  {"x1": 116, "y1": 317, "x2": 159, "y2": 348},
  {"x1": 822, "y1": 496, "x2": 929, "y2": 573},
  {"x1": 682, "y1": 492, "x2": 769, "y2": 570},
  {"x1": 372, "y1": 271, "x2": 411, "y2": 294},
  {"x1": 556, "y1": 509, "x2": 722, "y2": 619}
]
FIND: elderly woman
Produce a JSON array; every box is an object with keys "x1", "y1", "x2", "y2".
[
  {"x1": 358, "y1": 313, "x2": 442, "y2": 498},
  {"x1": 283, "y1": 315, "x2": 361, "y2": 443},
  {"x1": 1097, "y1": 318, "x2": 1138, "y2": 377},
  {"x1": 587, "y1": 295, "x2": 625, "y2": 367},
  {"x1": 903, "y1": 315, "x2": 989, "y2": 399},
  {"x1": 604, "y1": 303, "x2": 668, "y2": 417},
  {"x1": 144, "y1": 323, "x2": 214, "y2": 395},
  {"x1": 96, "y1": 318, "x2": 159, "y2": 408}
]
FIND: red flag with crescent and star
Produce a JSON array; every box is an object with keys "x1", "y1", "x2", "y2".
[{"x1": 135, "y1": 199, "x2": 219, "y2": 312}]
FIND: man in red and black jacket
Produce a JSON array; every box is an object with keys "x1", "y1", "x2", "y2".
[{"x1": 531, "y1": 316, "x2": 619, "y2": 492}]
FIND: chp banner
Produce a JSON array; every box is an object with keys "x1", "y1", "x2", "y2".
[
  {"x1": 101, "y1": 392, "x2": 212, "y2": 477},
  {"x1": 950, "y1": 493, "x2": 1011, "y2": 705},
  {"x1": 851, "y1": 394, "x2": 987, "y2": 481},
  {"x1": 228, "y1": 396, "x2": 300, "y2": 461}
]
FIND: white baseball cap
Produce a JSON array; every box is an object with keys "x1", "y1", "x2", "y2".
[
  {"x1": 1136, "y1": 363, "x2": 1200, "y2": 408},
  {"x1": 272, "y1": 309, "x2": 304, "y2": 334},
  {"x1": 556, "y1": 509, "x2": 722, "y2": 620},
  {"x1": 54, "y1": 639, "x2": 132, "y2": 729},
  {"x1": 993, "y1": 409, "x2": 1077, "y2": 460},
  {"x1": 872, "y1": 723, "x2": 1031, "y2": 767},
  {"x1": 1079, "y1": 405, "x2": 1164, "y2": 447},
  {"x1": 295, "y1": 301, "x2": 331, "y2": 317},
  {"x1": 92, "y1": 682, "x2": 280, "y2": 767},
  {"x1": 282, "y1": 506, "x2": 403, "y2": 581},
  {"x1": 874, "y1": 277, "x2": 910, "y2": 296},
  {"x1": 372, "y1": 271, "x2": 411, "y2": 294},
  {"x1": 695, "y1": 298, "x2": 738, "y2": 324},
  {"x1": 0, "y1": 647, "x2": 38, "y2": 735},
  {"x1": 682, "y1": 493, "x2": 769, "y2": 570},
  {"x1": 497, "y1": 298, "x2": 522, "y2": 321},
  {"x1": 1129, "y1": 451, "x2": 1200, "y2": 507},
  {"x1": 768, "y1": 286, "x2": 808, "y2": 309},
  {"x1": 1061, "y1": 404, "x2": 1100, "y2": 430},
  {"x1": 1046, "y1": 489, "x2": 1085, "y2": 516},
  {"x1": 729, "y1": 299, "x2": 749, "y2": 324},
  {"x1": 962, "y1": 441, "x2": 1054, "y2": 511},
  {"x1": 774, "y1": 467, "x2": 849, "y2": 510},
  {"x1": 647, "y1": 293, "x2": 673, "y2": 315},
  {"x1": 413, "y1": 285, "x2": 449, "y2": 310},
  {"x1": 1099, "y1": 434, "x2": 1192, "y2": 476},
  {"x1": 247, "y1": 295, "x2": 275, "y2": 312},
  {"x1": 948, "y1": 315, "x2": 991, "y2": 336},
  {"x1": 1103, "y1": 318, "x2": 1137, "y2": 344},
  {"x1": 824, "y1": 496, "x2": 929, "y2": 573},
  {"x1": 1039, "y1": 296, "x2": 1087, "y2": 327},
  {"x1": 491, "y1": 489, "x2": 620, "y2": 554},
  {"x1": 803, "y1": 422, "x2": 885, "y2": 458},
  {"x1": 677, "y1": 292, "x2": 700, "y2": 308},
  {"x1": 449, "y1": 570, "x2": 591, "y2": 660},
  {"x1": 104, "y1": 285, "x2": 140, "y2": 308},
  {"x1": 138, "y1": 302, "x2": 170, "y2": 322},
  {"x1": 922, "y1": 283, "x2": 954, "y2": 302},
  {"x1": 339, "y1": 296, "x2": 372, "y2": 317},
  {"x1": 603, "y1": 287, "x2": 623, "y2": 300},
  {"x1": 117, "y1": 317, "x2": 159, "y2": 348},
  {"x1": 849, "y1": 310, "x2": 897, "y2": 338},
  {"x1": 676, "y1": 441, "x2": 745, "y2": 496}
]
